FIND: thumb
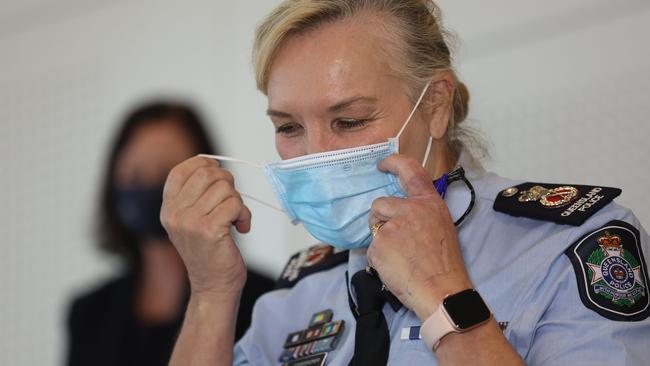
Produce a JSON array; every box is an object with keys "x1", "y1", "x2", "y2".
[
  {"x1": 235, "y1": 205, "x2": 252, "y2": 233},
  {"x1": 378, "y1": 154, "x2": 437, "y2": 197}
]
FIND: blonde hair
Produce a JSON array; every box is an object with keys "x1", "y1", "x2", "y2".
[{"x1": 253, "y1": 0, "x2": 482, "y2": 157}]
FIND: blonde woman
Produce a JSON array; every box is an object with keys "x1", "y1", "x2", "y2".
[{"x1": 161, "y1": 1, "x2": 650, "y2": 365}]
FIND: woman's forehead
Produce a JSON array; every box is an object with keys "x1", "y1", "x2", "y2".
[{"x1": 266, "y1": 16, "x2": 401, "y2": 110}]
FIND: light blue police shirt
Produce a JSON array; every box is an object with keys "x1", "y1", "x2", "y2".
[{"x1": 233, "y1": 163, "x2": 650, "y2": 365}]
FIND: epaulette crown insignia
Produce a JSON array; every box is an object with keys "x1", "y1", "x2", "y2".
[{"x1": 493, "y1": 182, "x2": 621, "y2": 226}]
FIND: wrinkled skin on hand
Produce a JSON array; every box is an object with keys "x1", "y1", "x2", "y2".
[
  {"x1": 160, "y1": 156, "x2": 252, "y2": 298},
  {"x1": 369, "y1": 154, "x2": 473, "y2": 320}
]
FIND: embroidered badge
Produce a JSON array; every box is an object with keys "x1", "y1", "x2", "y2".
[
  {"x1": 565, "y1": 220, "x2": 649, "y2": 321},
  {"x1": 276, "y1": 245, "x2": 349, "y2": 289},
  {"x1": 282, "y1": 246, "x2": 334, "y2": 282}
]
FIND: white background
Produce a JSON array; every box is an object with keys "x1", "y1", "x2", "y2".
[{"x1": 1, "y1": 1, "x2": 649, "y2": 364}]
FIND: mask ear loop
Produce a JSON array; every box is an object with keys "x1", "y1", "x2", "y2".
[
  {"x1": 395, "y1": 80, "x2": 434, "y2": 168},
  {"x1": 396, "y1": 80, "x2": 433, "y2": 140},
  {"x1": 421, "y1": 136, "x2": 433, "y2": 168},
  {"x1": 198, "y1": 154, "x2": 263, "y2": 168},
  {"x1": 197, "y1": 154, "x2": 285, "y2": 213}
]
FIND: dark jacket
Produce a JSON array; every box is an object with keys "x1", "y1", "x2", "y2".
[{"x1": 67, "y1": 269, "x2": 274, "y2": 366}]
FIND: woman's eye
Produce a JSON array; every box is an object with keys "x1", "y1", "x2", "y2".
[
  {"x1": 336, "y1": 119, "x2": 369, "y2": 130},
  {"x1": 275, "y1": 123, "x2": 302, "y2": 136}
]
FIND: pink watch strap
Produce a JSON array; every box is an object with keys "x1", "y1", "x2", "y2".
[{"x1": 420, "y1": 305, "x2": 456, "y2": 351}]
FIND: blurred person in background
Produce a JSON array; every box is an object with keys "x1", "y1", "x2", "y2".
[{"x1": 66, "y1": 101, "x2": 275, "y2": 366}]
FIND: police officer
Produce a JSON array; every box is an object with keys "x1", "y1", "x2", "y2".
[{"x1": 162, "y1": 1, "x2": 650, "y2": 365}]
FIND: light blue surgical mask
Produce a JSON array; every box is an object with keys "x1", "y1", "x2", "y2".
[
  {"x1": 264, "y1": 138, "x2": 405, "y2": 249},
  {"x1": 201, "y1": 81, "x2": 435, "y2": 250}
]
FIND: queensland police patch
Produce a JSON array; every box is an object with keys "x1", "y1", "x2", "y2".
[{"x1": 565, "y1": 220, "x2": 649, "y2": 321}]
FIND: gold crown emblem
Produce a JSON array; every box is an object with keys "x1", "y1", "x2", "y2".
[{"x1": 597, "y1": 231, "x2": 622, "y2": 249}]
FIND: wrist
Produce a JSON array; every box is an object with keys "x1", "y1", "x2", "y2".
[
  {"x1": 434, "y1": 318, "x2": 493, "y2": 352},
  {"x1": 187, "y1": 290, "x2": 241, "y2": 339},
  {"x1": 411, "y1": 276, "x2": 473, "y2": 321},
  {"x1": 189, "y1": 266, "x2": 247, "y2": 300},
  {"x1": 419, "y1": 288, "x2": 492, "y2": 352},
  {"x1": 190, "y1": 287, "x2": 241, "y2": 309}
]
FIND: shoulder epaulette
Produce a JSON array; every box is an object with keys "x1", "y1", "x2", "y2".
[
  {"x1": 275, "y1": 244, "x2": 349, "y2": 290},
  {"x1": 493, "y1": 182, "x2": 621, "y2": 226}
]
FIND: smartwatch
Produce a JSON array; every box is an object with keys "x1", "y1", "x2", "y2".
[{"x1": 420, "y1": 289, "x2": 491, "y2": 351}]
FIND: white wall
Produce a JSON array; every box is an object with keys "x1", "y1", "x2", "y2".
[{"x1": 1, "y1": 1, "x2": 648, "y2": 365}]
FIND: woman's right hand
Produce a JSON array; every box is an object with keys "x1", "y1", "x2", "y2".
[{"x1": 160, "y1": 156, "x2": 251, "y2": 298}]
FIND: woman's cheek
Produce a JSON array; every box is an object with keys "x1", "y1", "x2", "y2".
[{"x1": 276, "y1": 136, "x2": 303, "y2": 160}]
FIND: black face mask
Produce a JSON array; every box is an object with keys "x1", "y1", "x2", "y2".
[{"x1": 113, "y1": 185, "x2": 168, "y2": 240}]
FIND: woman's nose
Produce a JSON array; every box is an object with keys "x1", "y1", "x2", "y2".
[{"x1": 304, "y1": 128, "x2": 338, "y2": 155}]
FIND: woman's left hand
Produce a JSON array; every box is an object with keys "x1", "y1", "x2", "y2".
[{"x1": 369, "y1": 154, "x2": 473, "y2": 321}]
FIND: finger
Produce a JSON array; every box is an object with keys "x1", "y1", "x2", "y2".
[
  {"x1": 206, "y1": 196, "x2": 252, "y2": 233},
  {"x1": 192, "y1": 179, "x2": 240, "y2": 215},
  {"x1": 163, "y1": 156, "x2": 215, "y2": 200},
  {"x1": 174, "y1": 165, "x2": 235, "y2": 209},
  {"x1": 369, "y1": 196, "x2": 405, "y2": 225},
  {"x1": 378, "y1": 154, "x2": 437, "y2": 197}
]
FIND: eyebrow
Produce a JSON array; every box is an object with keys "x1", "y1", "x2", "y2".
[
  {"x1": 266, "y1": 95, "x2": 378, "y2": 118},
  {"x1": 328, "y1": 96, "x2": 378, "y2": 113},
  {"x1": 266, "y1": 109, "x2": 292, "y2": 118}
]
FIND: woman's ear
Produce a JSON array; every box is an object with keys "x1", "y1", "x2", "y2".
[{"x1": 424, "y1": 72, "x2": 455, "y2": 140}]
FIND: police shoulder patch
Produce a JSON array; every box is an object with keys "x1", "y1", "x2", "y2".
[
  {"x1": 493, "y1": 182, "x2": 621, "y2": 226},
  {"x1": 564, "y1": 220, "x2": 649, "y2": 321},
  {"x1": 276, "y1": 245, "x2": 349, "y2": 290}
]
